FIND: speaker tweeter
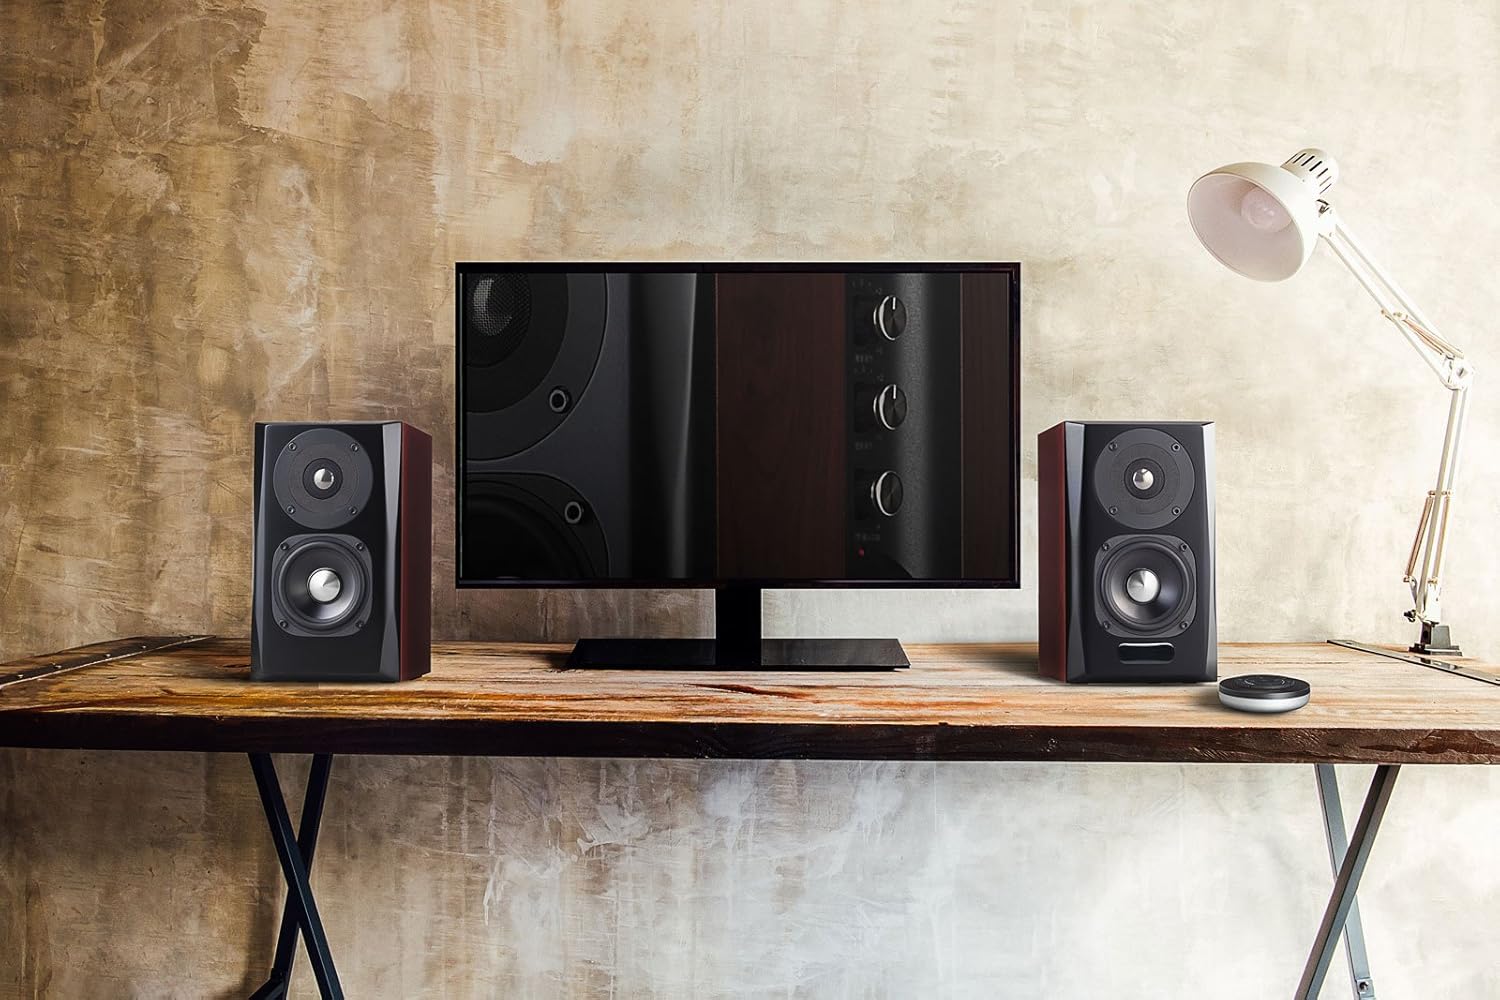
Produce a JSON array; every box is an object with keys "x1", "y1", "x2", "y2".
[{"x1": 1092, "y1": 427, "x2": 1195, "y2": 530}]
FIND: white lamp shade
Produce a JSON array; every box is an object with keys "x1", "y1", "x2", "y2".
[{"x1": 1187, "y1": 160, "x2": 1325, "y2": 282}]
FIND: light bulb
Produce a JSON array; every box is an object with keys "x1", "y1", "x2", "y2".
[{"x1": 1239, "y1": 187, "x2": 1291, "y2": 233}]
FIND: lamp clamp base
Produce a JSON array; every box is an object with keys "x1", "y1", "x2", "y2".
[{"x1": 1410, "y1": 621, "x2": 1461, "y2": 657}]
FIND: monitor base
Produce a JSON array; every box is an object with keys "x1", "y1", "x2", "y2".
[{"x1": 564, "y1": 637, "x2": 909, "y2": 671}]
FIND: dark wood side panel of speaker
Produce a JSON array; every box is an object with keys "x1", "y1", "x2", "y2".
[
  {"x1": 1037, "y1": 422, "x2": 1069, "y2": 681},
  {"x1": 399, "y1": 424, "x2": 433, "y2": 680},
  {"x1": 715, "y1": 274, "x2": 846, "y2": 579},
  {"x1": 960, "y1": 271, "x2": 1018, "y2": 580}
]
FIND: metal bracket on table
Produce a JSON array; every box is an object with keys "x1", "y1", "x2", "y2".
[
  {"x1": 1330, "y1": 639, "x2": 1500, "y2": 688},
  {"x1": 247, "y1": 753, "x2": 343, "y2": 1000},
  {"x1": 1296, "y1": 764, "x2": 1400, "y2": 1000}
]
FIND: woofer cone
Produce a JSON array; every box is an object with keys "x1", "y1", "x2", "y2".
[
  {"x1": 1097, "y1": 536, "x2": 1197, "y2": 635},
  {"x1": 272, "y1": 535, "x2": 371, "y2": 632},
  {"x1": 462, "y1": 272, "x2": 610, "y2": 459},
  {"x1": 462, "y1": 474, "x2": 607, "y2": 580},
  {"x1": 462, "y1": 272, "x2": 578, "y2": 413}
]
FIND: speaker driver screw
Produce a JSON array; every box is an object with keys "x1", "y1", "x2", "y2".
[
  {"x1": 1172, "y1": 443, "x2": 1181, "y2": 451},
  {"x1": 1101, "y1": 542, "x2": 1110, "y2": 551},
  {"x1": 1172, "y1": 506, "x2": 1182, "y2": 516},
  {"x1": 288, "y1": 443, "x2": 297, "y2": 451},
  {"x1": 279, "y1": 542, "x2": 289, "y2": 551},
  {"x1": 1108, "y1": 442, "x2": 1117, "y2": 451},
  {"x1": 549, "y1": 387, "x2": 572, "y2": 413},
  {"x1": 286, "y1": 505, "x2": 296, "y2": 514},
  {"x1": 563, "y1": 500, "x2": 585, "y2": 525},
  {"x1": 278, "y1": 619, "x2": 289, "y2": 629},
  {"x1": 1179, "y1": 543, "x2": 1188, "y2": 552},
  {"x1": 1180, "y1": 620, "x2": 1190, "y2": 629},
  {"x1": 351, "y1": 444, "x2": 359, "y2": 452},
  {"x1": 1108, "y1": 505, "x2": 1118, "y2": 515},
  {"x1": 356, "y1": 620, "x2": 365, "y2": 629},
  {"x1": 355, "y1": 542, "x2": 365, "y2": 551},
  {"x1": 348, "y1": 506, "x2": 358, "y2": 515},
  {"x1": 1102, "y1": 620, "x2": 1112, "y2": 630}
]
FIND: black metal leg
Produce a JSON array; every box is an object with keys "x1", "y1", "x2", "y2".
[
  {"x1": 248, "y1": 753, "x2": 343, "y2": 1000},
  {"x1": 1296, "y1": 764, "x2": 1400, "y2": 1000}
]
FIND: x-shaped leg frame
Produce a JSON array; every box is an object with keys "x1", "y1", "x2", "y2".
[
  {"x1": 1296, "y1": 763, "x2": 1400, "y2": 1000},
  {"x1": 247, "y1": 753, "x2": 343, "y2": 1000}
]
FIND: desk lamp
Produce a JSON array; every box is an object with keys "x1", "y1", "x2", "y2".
[{"x1": 1187, "y1": 148, "x2": 1474, "y2": 656}]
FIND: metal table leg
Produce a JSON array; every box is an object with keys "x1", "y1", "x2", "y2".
[
  {"x1": 1315, "y1": 765, "x2": 1378, "y2": 999},
  {"x1": 1296, "y1": 764, "x2": 1400, "y2": 1000},
  {"x1": 247, "y1": 753, "x2": 343, "y2": 1000}
]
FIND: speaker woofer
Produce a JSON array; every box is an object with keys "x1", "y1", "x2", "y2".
[
  {"x1": 271, "y1": 534, "x2": 373, "y2": 635},
  {"x1": 1096, "y1": 535, "x2": 1197, "y2": 635},
  {"x1": 461, "y1": 473, "x2": 608, "y2": 580},
  {"x1": 462, "y1": 272, "x2": 610, "y2": 458}
]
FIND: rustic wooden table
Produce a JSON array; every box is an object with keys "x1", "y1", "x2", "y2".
[{"x1": 4, "y1": 636, "x2": 1498, "y2": 999}]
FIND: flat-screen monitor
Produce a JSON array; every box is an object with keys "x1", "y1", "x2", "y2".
[{"x1": 455, "y1": 263, "x2": 1020, "y2": 668}]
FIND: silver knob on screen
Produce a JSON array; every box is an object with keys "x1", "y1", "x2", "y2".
[
  {"x1": 312, "y1": 466, "x2": 336, "y2": 491},
  {"x1": 1125, "y1": 568, "x2": 1160, "y2": 604},
  {"x1": 1131, "y1": 467, "x2": 1154, "y2": 491},
  {"x1": 874, "y1": 384, "x2": 907, "y2": 430},
  {"x1": 308, "y1": 567, "x2": 343, "y2": 603},
  {"x1": 870, "y1": 471, "x2": 904, "y2": 517},
  {"x1": 873, "y1": 295, "x2": 907, "y2": 341}
]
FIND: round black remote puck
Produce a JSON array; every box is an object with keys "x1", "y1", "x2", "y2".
[{"x1": 1218, "y1": 674, "x2": 1310, "y2": 713}]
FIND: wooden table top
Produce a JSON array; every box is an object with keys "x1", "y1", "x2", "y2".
[{"x1": 3, "y1": 636, "x2": 1500, "y2": 763}]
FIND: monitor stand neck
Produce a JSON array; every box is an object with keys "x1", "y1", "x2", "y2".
[
  {"x1": 714, "y1": 584, "x2": 763, "y2": 666},
  {"x1": 563, "y1": 585, "x2": 909, "y2": 671}
]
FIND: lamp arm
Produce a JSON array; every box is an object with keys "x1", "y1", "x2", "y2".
[{"x1": 1316, "y1": 208, "x2": 1475, "y2": 633}]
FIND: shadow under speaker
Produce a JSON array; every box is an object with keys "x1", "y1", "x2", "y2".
[
  {"x1": 252, "y1": 421, "x2": 432, "y2": 681},
  {"x1": 1038, "y1": 420, "x2": 1216, "y2": 683}
]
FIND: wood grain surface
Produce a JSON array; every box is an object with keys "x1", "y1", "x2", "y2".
[
  {"x1": 959, "y1": 270, "x2": 1018, "y2": 579},
  {"x1": 4, "y1": 637, "x2": 1500, "y2": 763},
  {"x1": 714, "y1": 273, "x2": 847, "y2": 579}
]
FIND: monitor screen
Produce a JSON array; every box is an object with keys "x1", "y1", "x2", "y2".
[{"x1": 456, "y1": 263, "x2": 1019, "y2": 587}]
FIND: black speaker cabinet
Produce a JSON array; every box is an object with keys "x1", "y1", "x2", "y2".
[
  {"x1": 251, "y1": 421, "x2": 432, "y2": 681},
  {"x1": 1038, "y1": 421, "x2": 1215, "y2": 683}
]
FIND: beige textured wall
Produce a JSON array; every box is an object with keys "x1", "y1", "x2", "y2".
[{"x1": 3, "y1": 0, "x2": 1499, "y2": 996}]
